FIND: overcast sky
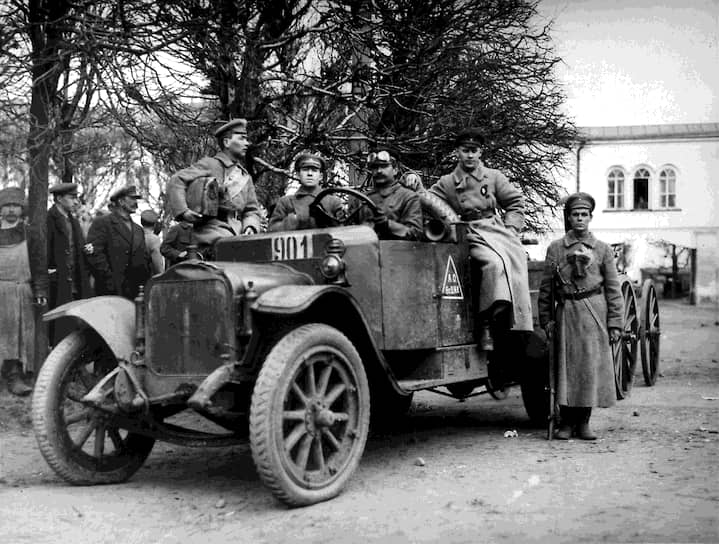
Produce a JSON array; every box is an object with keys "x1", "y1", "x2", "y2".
[{"x1": 537, "y1": 0, "x2": 718, "y2": 126}]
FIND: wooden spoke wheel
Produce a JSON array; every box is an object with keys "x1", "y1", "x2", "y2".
[
  {"x1": 249, "y1": 324, "x2": 370, "y2": 507},
  {"x1": 640, "y1": 279, "x2": 661, "y2": 386},
  {"x1": 31, "y1": 330, "x2": 155, "y2": 484},
  {"x1": 614, "y1": 279, "x2": 640, "y2": 399}
]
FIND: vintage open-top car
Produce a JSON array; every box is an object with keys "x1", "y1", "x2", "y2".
[{"x1": 31, "y1": 187, "x2": 658, "y2": 506}]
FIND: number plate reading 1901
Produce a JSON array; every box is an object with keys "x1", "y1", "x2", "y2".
[{"x1": 271, "y1": 233, "x2": 314, "y2": 261}]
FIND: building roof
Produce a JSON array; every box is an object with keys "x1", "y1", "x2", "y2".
[{"x1": 579, "y1": 122, "x2": 719, "y2": 142}]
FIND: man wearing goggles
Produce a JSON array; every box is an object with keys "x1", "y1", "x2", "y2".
[{"x1": 355, "y1": 149, "x2": 422, "y2": 240}]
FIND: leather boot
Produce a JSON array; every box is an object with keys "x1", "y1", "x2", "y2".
[
  {"x1": 575, "y1": 408, "x2": 597, "y2": 440},
  {"x1": 477, "y1": 325, "x2": 494, "y2": 351},
  {"x1": 555, "y1": 406, "x2": 574, "y2": 440},
  {"x1": 1, "y1": 360, "x2": 32, "y2": 397}
]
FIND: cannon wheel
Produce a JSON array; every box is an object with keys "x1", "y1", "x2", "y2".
[
  {"x1": 31, "y1": 330, "x2": 155, "y2": 484},
  {"x1": 613, "y1": 279, "x2": 640, "y2": 399},
  {"x1": 640, "y1": 279, "x2": 661, "y2": 386},
  {"x1": 249, "y1": 323, "x2": 370, "y2": 507}
]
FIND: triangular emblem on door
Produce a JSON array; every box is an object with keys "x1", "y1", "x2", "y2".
[{"x1": 440, "y1": 255, "x2": 464, "y2": 300}]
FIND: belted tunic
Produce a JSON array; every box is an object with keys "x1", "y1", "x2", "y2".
[
  {"x1": 167, "y1": 151, "x2": 261, "y2": 235},
  {"x1": 428, "y1": 164, "x2": 532, "y2": 330},
  {"x1": 538, "y1": 231, "x2": 624, "y2": 407}
]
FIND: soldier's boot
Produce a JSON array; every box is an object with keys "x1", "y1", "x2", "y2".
[
  {"x1": 1, "y1": 360, "x2": 32, "y2": 397},
  {"x1": 575, "y1": 408, "x2": 597, "y2": 440},
  {"x1": 477, "y1": 324, "x2": 494, "y2": 351},
  {"x1": 555, "y1": 406, "x2": 574, "y2": 440}
]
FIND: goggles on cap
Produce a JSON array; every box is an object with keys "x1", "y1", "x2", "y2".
[{"x1": 367, "y1": 151, "x2": 394, "y2": 167}]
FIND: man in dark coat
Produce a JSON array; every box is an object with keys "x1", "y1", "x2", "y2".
[
  {"x1": 354, "y1": 149, "x2": 423, "y2": 241},
  {"x1": 86, "y1": 185, "x2": 151, "y2": 300},
  {"x1": 46, "y1": 183, "x2": 92, "y2": 344},
  {"x1": 538, "y1": 192, "x2": 624, "y2": 440},
  {"x1": 428, "y1": 128, "x2": 533, "y2": 352}
]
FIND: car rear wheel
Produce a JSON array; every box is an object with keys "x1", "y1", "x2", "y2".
[
  {"x1": 32, "y1": 330, "x2": 155, "y2": 485},
  {"x1": 249, "y1": 323, "x2": 370, "y2": 506}
]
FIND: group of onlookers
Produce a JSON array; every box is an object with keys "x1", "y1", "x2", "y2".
[{"x1": 0, "y1": 183, "x2": 164, "y2": 396}]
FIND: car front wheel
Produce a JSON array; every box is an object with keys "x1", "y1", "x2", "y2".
[{"x1": 249, "y1": 323, "x2": 370, "y2": 506}]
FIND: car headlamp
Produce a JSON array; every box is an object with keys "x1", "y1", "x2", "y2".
[
  {"x1": 320, "y1": 254, "x2": 344, "y2": 280},
  {"x1": 321, "y1": 238, "x2": 348, "y2": 285}
]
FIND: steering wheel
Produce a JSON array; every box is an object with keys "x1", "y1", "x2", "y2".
[{"x1": 309, "y1": 187, "x2": 379, "y2": 227}]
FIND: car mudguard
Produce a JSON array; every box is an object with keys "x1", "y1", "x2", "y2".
[
  {"x1": 253, "y1": 285, "x2": 408, "y2": 396},
  {"x1": 43, "y1": 296, "x2": 135, "y2": 361}
]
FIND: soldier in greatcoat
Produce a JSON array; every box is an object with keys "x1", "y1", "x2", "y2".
[
  {"x1": 166, "y1": 118, "x2": 262, "y2": 248},
  {"x1": 85, "y1": 185, "x2": 151, "y2": 300},
  {"x1": 46, "y1": 183, "x2": 92, "y2": 345},
  {"x1": 269, "y1": 153, "x2": 343, "y2": 232},
  {"x1": 428, "y1": 128, "x2": 533, "y2": 352},
  {"x1": 538, "y1": 192, "x2": 624, "y2": 440}
]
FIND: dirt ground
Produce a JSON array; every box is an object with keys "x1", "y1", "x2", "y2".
[{"x1": 1, "y1": 299, "x2": 718, "y2": 544}]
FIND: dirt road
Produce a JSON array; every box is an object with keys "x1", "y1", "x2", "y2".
[{"x1": 1, "y1": 299, "x2": 718, "y2": 544}]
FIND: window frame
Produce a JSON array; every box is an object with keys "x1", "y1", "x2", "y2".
[
  {"x1": 658, "y1": 165, "x2": 678, "y2": 209},
  {"x1": 606, "y1": 167, "x2": 626, "y2": 210}
]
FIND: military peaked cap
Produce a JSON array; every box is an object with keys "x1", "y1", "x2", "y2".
[
  {"x1": 49, "y1": 182, "x2": 79, "y2": 196},
  {"x1": 455, "y1": 127, "x2": 485, "y2": 147},
  {"x1": 109, "y1": 185, "x2": 142, "y2": 202},
  {"x1": 294, "y1": 152, "x2": 326, "y2": 171},
  {"x1": 565, "y1": 192, "x2": 596, "y2": 212},
  {"x1": 214, "y1": 118, "x2": 248, "y2": 138}
]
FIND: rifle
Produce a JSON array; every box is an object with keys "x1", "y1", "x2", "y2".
[{"x1": 546, "y1": 266, "x2": 558, "y2": 440}]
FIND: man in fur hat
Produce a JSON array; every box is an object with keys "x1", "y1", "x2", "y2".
[{"x1": 538, "y1": 192, "x2": 624, "y2": 440}]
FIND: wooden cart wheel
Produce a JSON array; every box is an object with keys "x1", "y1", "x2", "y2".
[
  {"x1": 640, "y1": 279, "x2": 661, "y2": 386},
  {"x1": 613, "y1": 279, "x2": 640, "y2": 400}
]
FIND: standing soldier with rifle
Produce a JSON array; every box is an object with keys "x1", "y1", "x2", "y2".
[{"x1": 538, "y1": 192, "x2": 624, "y2": 440}]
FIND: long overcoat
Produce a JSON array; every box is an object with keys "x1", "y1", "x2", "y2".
[
  {"x1": 428, "y1": 164, "x2": 533, "y2": 330},
  {"x1": 0, "y1": 224, "x2": 36, "y2": 372},
  {"x1": 538, "y1": 231, "x2": 624, "y2": 408},
  {"x1": 47, "y1": 205, "x2": 92, "y2": 343},
  {"x1": 86, "y1": 212, "x2": 151, "y2": 300}
]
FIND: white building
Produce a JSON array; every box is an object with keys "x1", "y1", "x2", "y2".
[{"x1": 543, "y1": 122, "x2": 719, "y2": 303}]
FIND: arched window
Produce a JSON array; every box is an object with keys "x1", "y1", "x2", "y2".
[
  {"x1": 659, "y1": 168, "x2": 677, "y2": 208},
  {"x1": 607, "y1": 168, "x2": 624, "y2": 209},
  {"x1": 633, "y1": 168, "x2": 651, "y2": 209}
]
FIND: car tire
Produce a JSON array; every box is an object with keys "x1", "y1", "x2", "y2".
[
  {"x1": 249, "y1": 323, "x2": 370, "y2": 507},
  {"x1": 32, "y1": 329, "x2": 155, "y2": 485}
]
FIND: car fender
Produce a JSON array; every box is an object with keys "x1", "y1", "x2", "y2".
[
  {"x1": 253, "y1": 285, "x2": 408, "y2": 396},
  {"x1": 43, "y1": 296, "x2": 135, "y2": 361}
]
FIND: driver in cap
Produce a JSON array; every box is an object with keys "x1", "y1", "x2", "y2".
[{"x1": 269, "y1": 152, "x2": 343, "y2": 232}]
